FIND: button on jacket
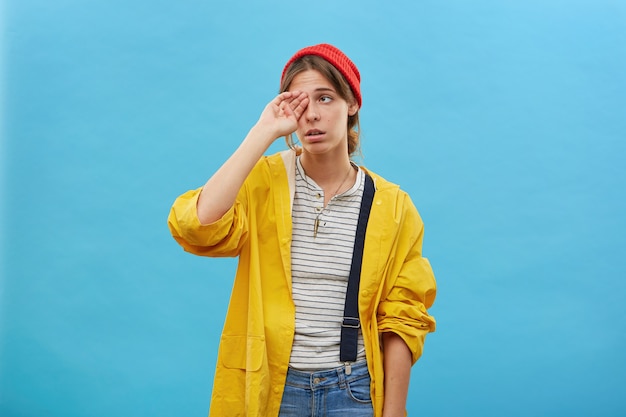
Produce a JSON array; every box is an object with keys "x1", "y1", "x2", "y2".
[{"x1": 167, "y1": 150, "x2": 437, "y2": 417}]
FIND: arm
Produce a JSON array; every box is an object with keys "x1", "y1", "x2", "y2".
[
  {"x1": 377, "y1": 195, "x2": 436, "y2": 362},
  {"x1": 196, "y1": 91, "x2": 309, "y2": 224},
  {"x1": 382, "y1": 332, "x2": 412, "y2": 417},
  {"x1": 376, "y1": 195, "x2": 437, "y2": 415}
]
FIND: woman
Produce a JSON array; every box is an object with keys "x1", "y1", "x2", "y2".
[{"x1": 168, "y1": 43, "x2": 436, "y2": 417}]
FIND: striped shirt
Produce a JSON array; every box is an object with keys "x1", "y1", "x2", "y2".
[{"x1": 289, "y1": 157, "x2": 367, "y2": 370}]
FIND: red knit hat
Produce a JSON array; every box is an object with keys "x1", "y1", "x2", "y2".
[{"x1": 281, "y1": 43, "x2": 362, "y2": 108}]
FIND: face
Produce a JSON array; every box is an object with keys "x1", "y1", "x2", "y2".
[{"x1": 288, "y1": 69, "x2": 358, "y2": 157}]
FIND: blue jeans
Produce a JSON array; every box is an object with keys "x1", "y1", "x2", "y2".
[{"x1": 278, "y1": 361, "x2": 373, "y2": 417}]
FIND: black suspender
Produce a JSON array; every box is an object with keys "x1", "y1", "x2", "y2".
[{"x1": 340, "y1": 173, "x2": 375, "y2": 365}]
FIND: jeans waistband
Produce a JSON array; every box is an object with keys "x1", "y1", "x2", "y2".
[{"x1": 285, "y1": 361, "x2": 369, "y2": 389}]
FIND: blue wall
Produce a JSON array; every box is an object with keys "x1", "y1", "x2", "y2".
[{"x1": 2, "y1": 0, "x2": 625, "y2": 416}]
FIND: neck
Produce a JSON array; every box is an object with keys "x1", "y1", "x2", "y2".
[
  {"x1": 300, "y1": 152, "x2": 356, "y2": 207},
  {"x1": 300, "y1": 152, "x2": 354, "y2": 187}
]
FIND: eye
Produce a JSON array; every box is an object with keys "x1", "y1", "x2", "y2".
[{"x1": 319, "y1": 95, "x2": 333, "y2": 103}]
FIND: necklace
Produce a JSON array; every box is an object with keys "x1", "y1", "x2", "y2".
[{"x1": 311, "y1": 165, "x2": 354, "y2": 238}]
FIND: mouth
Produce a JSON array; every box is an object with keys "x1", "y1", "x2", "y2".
[{"x1": 305, "y1": 129, "x2": 326, "y2": 139}]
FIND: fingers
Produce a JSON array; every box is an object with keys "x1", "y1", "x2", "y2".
[
  {"x1": 272, "y1": 91, "x2": 304, "y2": 107},
  {"x1": 271, "y1": 91, "x2": 308, "y2": 119},
  {"x1": 289, "y1": 94, "x2": 309, "y2": 119},
  {"x1": 271, "y1": 91, "x2": 294, "y2": 107},
  {"x1": 273, "y1": 91, "x2": 306, "y2": 103},
  {"x1": 278, "y1": 91, "x2": 308, "y2": 119},
  {"x1": 278, "y1": 101, "x2": 290, "y2": 118}
]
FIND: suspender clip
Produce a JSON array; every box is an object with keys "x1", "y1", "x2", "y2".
[
  {"x1": 342, "y1": 317, "x2": 361, "y2": 329},
  {"x1": 345, "y1": 362, "x2": 352, "y2": 375}
]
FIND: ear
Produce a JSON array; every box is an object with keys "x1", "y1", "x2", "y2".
[{"x1": 348, "y1": 102, "x2": 359, "y2": 116}]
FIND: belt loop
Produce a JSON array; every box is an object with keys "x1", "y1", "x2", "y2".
[{"x1": 338, "y1": 366, "x2": 347, "y2": 389}]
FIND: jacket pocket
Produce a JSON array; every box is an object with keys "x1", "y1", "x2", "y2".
[{"x1": 220, "y1": 335, "x2": 266, "y2": 372}]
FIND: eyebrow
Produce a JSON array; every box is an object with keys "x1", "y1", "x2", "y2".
[{"x1": 313, "y1": 87, "x2": 336, "y2": 94}]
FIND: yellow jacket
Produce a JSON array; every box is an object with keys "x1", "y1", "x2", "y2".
[{"x1": 168, "y1": 150, "x2": 436, "y2": 417}]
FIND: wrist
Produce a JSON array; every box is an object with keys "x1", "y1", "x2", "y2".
[
  {"x1": 382, "y1": 405, "x2": 406, "y2": 417},
  {"x1": 382, "y1": 411, "x2": 405, "y2": 417},
  {"x1": 247, "y1": 123, "x2": 281, "y2": 147}
]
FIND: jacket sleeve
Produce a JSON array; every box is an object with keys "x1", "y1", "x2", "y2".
[
  {"x1": 167, "y1": 186, "x2": 250, "y2": 258},
  {"x1": 376, "y1": 195, "x2": 437, "y2": 364}
]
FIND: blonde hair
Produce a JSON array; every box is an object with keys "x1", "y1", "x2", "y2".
[{"x1": 279, "y1": 55, "x2": 361, "y2": 157}]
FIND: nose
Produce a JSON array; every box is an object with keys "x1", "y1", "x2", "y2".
[{"x1": 305, "y1": 101, "x2": 320, "y2": 121}]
